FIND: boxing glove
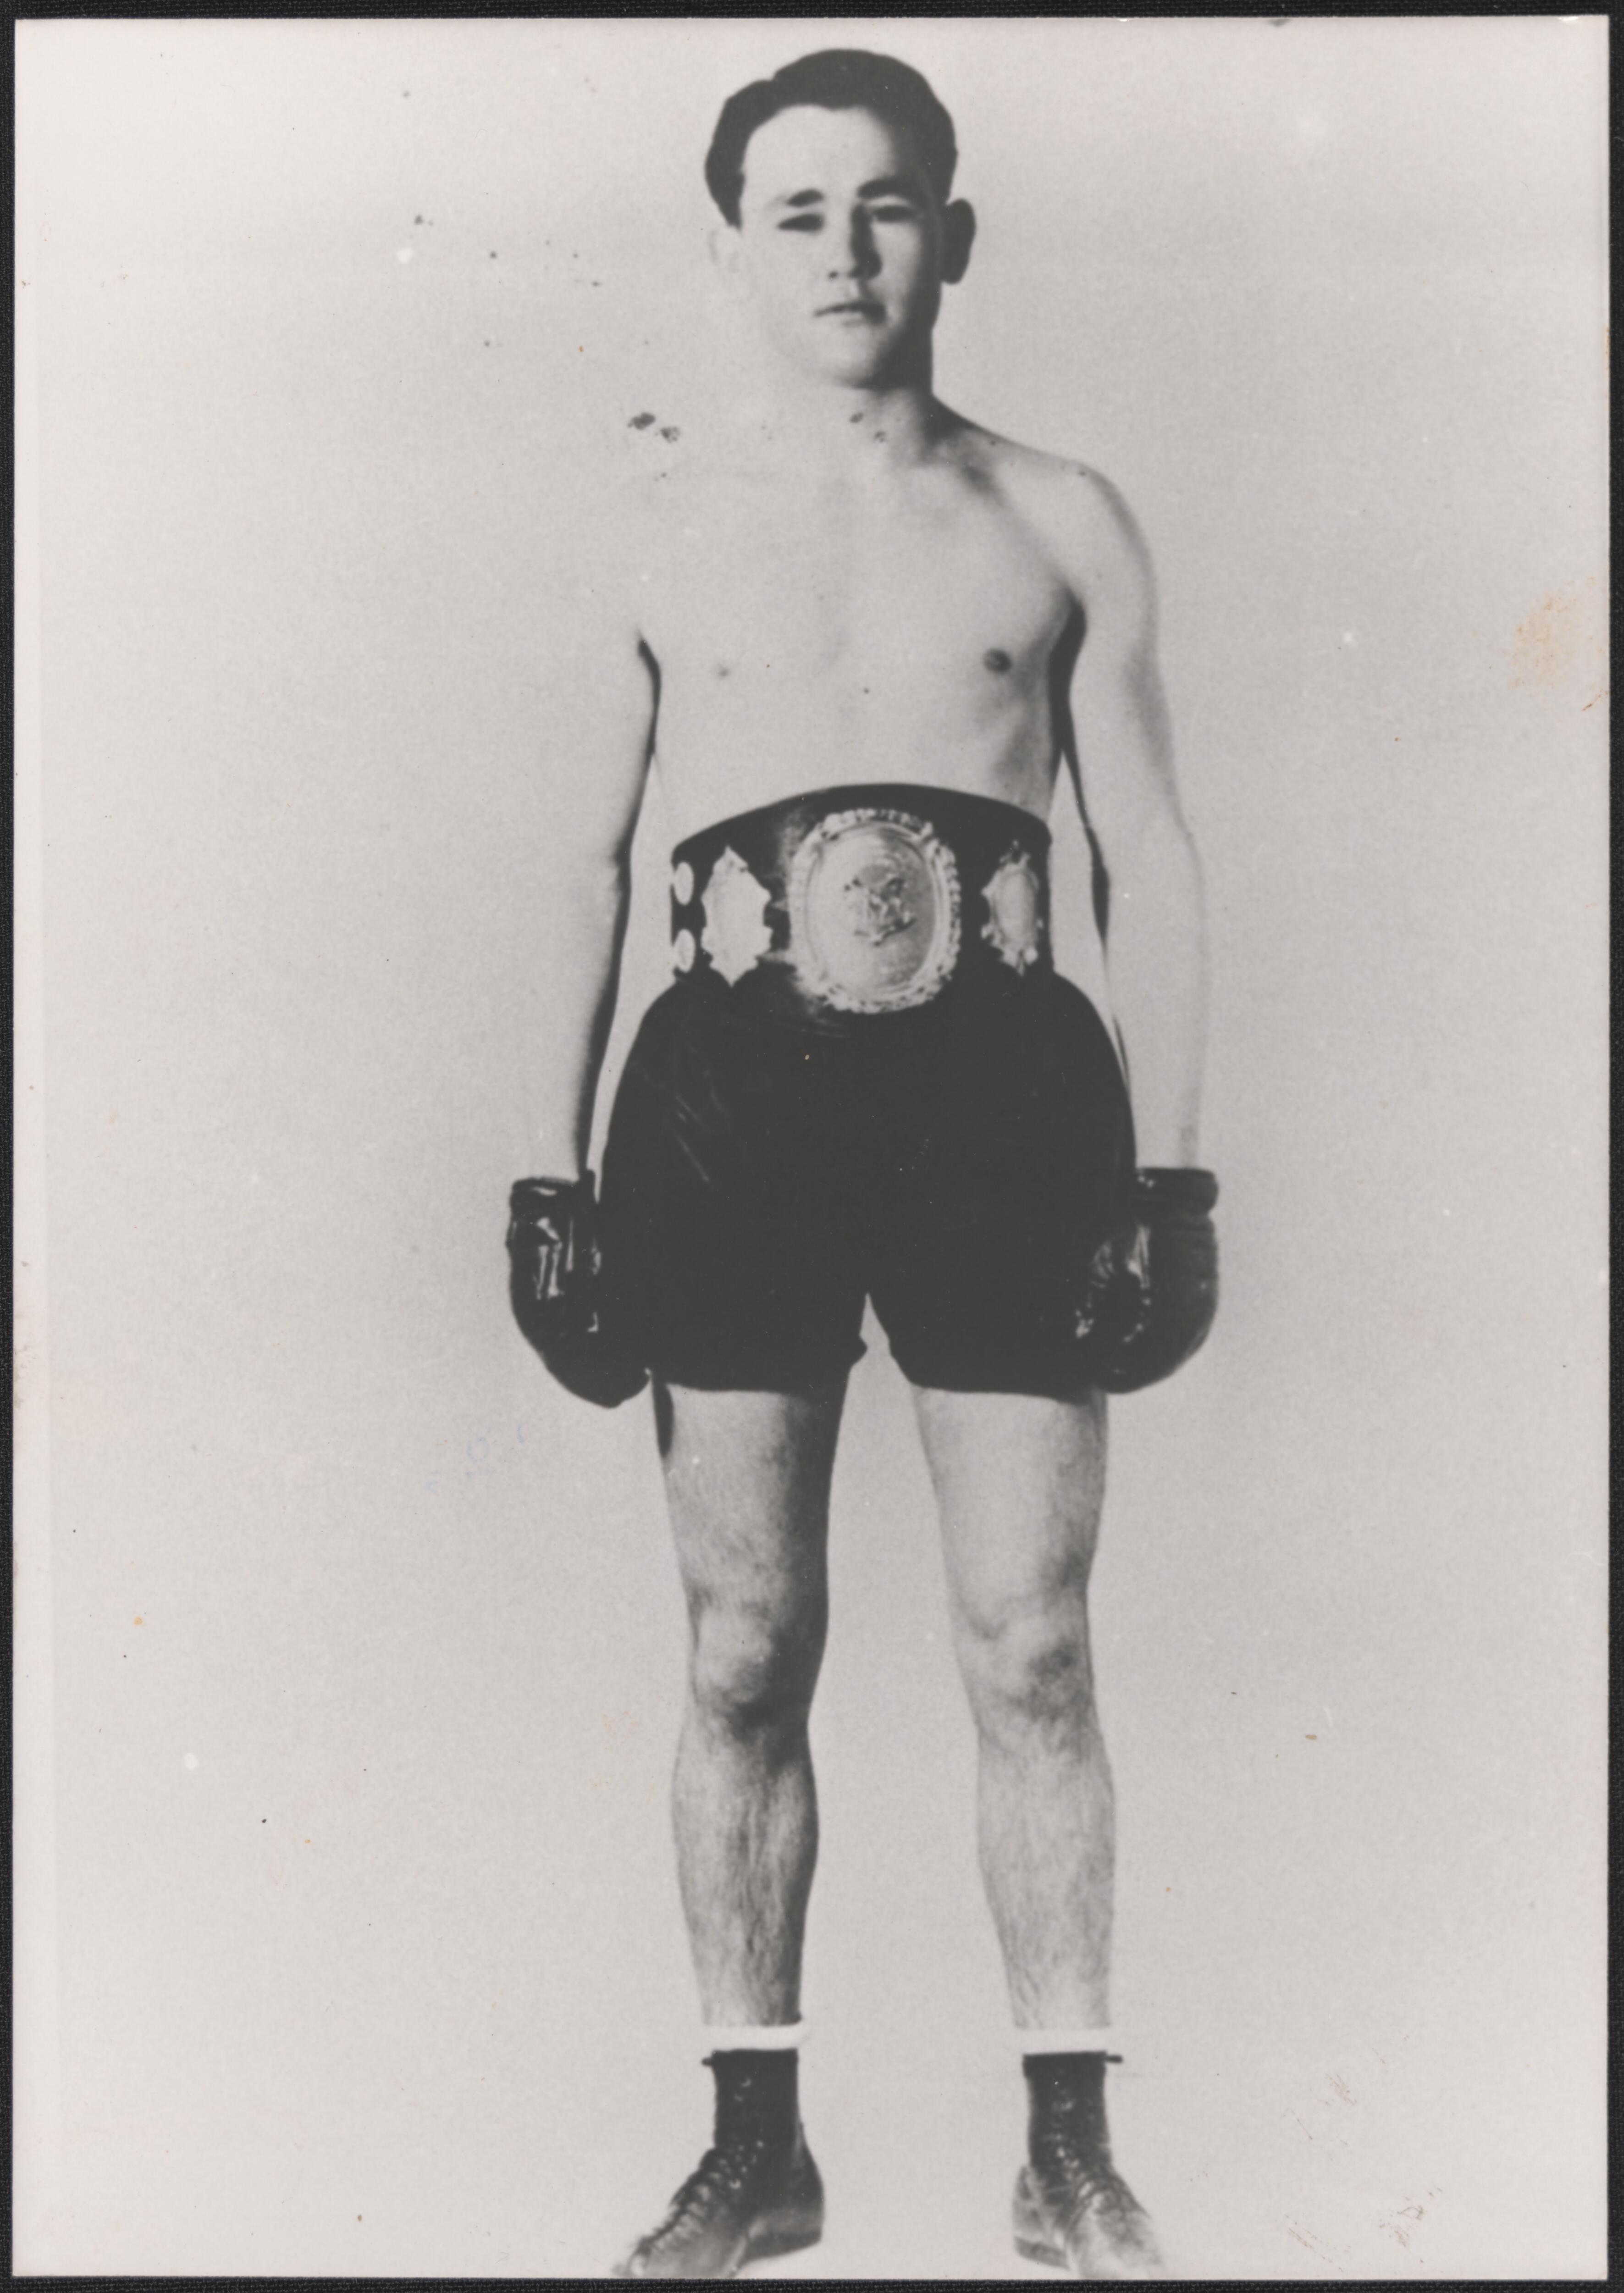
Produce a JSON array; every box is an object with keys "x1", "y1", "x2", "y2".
[
  {"x1": 1077, "y1": 1167, "x2": 1219, "y2": 1393},
  {"x1": 506, "y1": 1175, "x2": 648, "y2": 1408}
]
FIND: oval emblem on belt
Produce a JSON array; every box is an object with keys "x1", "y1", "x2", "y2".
[
  {"x1": 787, "y1": 809, "x2": 961, "y2": 1011},
  {"x1": 981, "y1": 845, "x2": 1045, "y2": 973},
  {"x1": 700, "y1": 847, "x2": 774, "y2": 985}
]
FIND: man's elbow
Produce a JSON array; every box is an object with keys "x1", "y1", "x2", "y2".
[
  {"x1": 1110, "y1": 805, "x2": 1205, "y2": 916},
  {"x1": 580, "y1": 849, "x2": 632, "y2": 922},
  {"x1": 543, "y1": 843, "x2": 631, "y2": 933}
]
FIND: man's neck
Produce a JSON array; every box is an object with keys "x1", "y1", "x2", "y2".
[{"x1": 731, "y1": 360, "x2": 947, "y2": 482}]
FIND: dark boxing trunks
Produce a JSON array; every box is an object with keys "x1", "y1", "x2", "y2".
[{"x1": 599, "y1": 784, "x2": 1134, "y2": 1396}]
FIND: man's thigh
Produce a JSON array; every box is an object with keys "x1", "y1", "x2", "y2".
[
  {"x1": 601, "y1": 990, "x2": 867, "y2": 1392},
  {"x1": 911, "y1": 1385, "x2": 1108, "y2": 1639},
  {"x1": 868, "y1": 974, "x2": 1133, "y2": 1399},
  {"x1": 657, "y1": 1379, "x2": 848, "y2": 1640}
]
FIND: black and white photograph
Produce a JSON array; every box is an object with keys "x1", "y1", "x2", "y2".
[{"x1": 13, "y1": 15, "x2": 1608, "y2": 2281}]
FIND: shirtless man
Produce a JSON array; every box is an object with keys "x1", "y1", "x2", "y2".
[{"x1": 506, "y1": 50, "x2": 1217, "y2": 2280}]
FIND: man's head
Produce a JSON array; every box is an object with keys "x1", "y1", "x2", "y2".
[
  {"x1": 705, "y1": 50, "x2": 957, "y2": 228},
  {"x1": 704, "y1": 50, "x2": 974, "y2": 387}
]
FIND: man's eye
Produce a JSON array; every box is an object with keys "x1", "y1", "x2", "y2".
[
  {"x1": 870, "y1": 205, "x2": 917, "y2": 223},
  {"x1": 779, "y1": 216, "x2": 822, "y2": 233}
]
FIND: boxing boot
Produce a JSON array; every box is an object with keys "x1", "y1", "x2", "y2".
[
  {"x1": 1013, "y1": 2052, "x2": 1166, "y2": 2279},
  {"x1": 613, "y1": 2049, "x2": 823, "y2": 2279}
]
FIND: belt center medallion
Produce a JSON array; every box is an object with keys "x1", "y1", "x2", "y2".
[{"x1": 787, "y1": 809, "x2": 961, "y2": 1012}]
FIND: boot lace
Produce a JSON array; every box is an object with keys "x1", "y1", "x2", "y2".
[{"x1": 632, "y1": 2136, "x2": 770, "y2": 2263}]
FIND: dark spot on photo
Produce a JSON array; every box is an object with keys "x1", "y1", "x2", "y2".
[
  {"x1": 629, "y1": 412, "x2": 657, "y2": 429},
  {"x1": 660, "y1": 426, "x2": 681, "y2": 443}
]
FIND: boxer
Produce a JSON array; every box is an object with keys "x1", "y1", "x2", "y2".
[{"x1": 506, "y1": 49, "x2": 1215, "y2": 2277}]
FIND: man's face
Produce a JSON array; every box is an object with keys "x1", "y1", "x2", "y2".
[{"x1": 724, "y1": 105, "x2": 964, "y2": 386}]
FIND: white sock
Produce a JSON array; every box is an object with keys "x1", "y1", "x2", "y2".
[
  {"x1": 1018, "y1": 2026, "x2": 1118, "y2": 2055},
  {"x1": 703, "y1": 2021, "x2": 806, "y2": 2052}
]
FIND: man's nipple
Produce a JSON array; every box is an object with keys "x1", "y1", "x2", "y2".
[{"x1": 983, "y1": 648, "x2": 1012, "y2": 674}]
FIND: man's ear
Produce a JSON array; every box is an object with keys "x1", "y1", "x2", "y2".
[
  {"x1": 940, "y1": 199, "x2": 976, "y2": 286},
  {"x1": 708, "y1": 222, "x2": 745, "y2": 293}
]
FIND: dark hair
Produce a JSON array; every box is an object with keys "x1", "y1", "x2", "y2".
[{"x1": 704, "y1": 49, "x2": 957, "y2": 227}]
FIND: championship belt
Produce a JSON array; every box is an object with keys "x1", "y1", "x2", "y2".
[
  {"x1": 669, "y1": 785, "x2": 1052, "y2": 1025},
  {"x1": 787, "y1": 807, "x2": 961, "y2": 1013}
]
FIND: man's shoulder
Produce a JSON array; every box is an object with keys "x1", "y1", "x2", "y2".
[
  {"x1": 608, "y1": 411, "x2": 735, "y2": 555},
  {"x1": 553, "y1": 413, "x2": 698, "y2": 605},
  {"x1": 956, "y1": 423, "x2": 1149, "y2": 587},
  {"x1": 617, "y1": 405, "x2": 699, "y2": 497}
]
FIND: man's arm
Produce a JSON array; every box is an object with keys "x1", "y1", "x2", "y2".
[
  {"x1": 526, "y1": 529, "x2": 659, "y2": 1178},
  {"x1": 1061, "y1": 475, "x2": 1208, "y2": 1167}
]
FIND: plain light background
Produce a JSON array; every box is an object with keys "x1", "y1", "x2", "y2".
[{"x1": 14, "y1": 16, "x2": 1608, "y2": 2279}]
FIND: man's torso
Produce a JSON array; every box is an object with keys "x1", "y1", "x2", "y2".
[{"x1": 627, "y1": 417, "x2": 1104, "y2": 838}]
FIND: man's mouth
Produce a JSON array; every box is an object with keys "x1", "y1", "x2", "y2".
[{"x1": 816, "y1": 299, "x2": 884, "y2": 320}]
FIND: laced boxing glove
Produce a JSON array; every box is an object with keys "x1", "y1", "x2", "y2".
[
  {"x1": 506, "y1": 1176, "x2": 648, "y2": 1408},
  {"x1": 1077, "y1": 1167, "x2": 1219, "y2": 1394}
]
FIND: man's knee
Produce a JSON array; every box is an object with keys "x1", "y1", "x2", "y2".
[
  {"x1": 687, "y1": 1602, "x2": 823, "y2": 1739},
  {"x1": 957, "y1": 1602, "x2": 1094, "y2": 1741}
]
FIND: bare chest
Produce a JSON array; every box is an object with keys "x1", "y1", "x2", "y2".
[{"x1": 642, "y1": 475, "x2": 1072, "y2": 710}]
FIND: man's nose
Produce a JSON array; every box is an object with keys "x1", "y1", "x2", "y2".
[{"x1": 827, "y1": 212, "x2": 879, "y2": 278}]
